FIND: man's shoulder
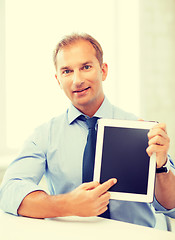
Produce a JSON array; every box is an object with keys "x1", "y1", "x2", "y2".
[
  {"x1": 24, "y1": 111, "x2": 68, "y2": 149},
  {"x1": 29, "y1": 111, "x2": 68, "y2": 139},
  {"x1": 37, "y1": 111, "x2": 68, "y2": 131},
  {"x1": 112, "y1": 105, "x2": 138, "y2": 121}
]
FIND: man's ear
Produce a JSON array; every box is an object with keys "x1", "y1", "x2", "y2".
[
  {"x1": 55, "y1": 74, "x2": 63, "y2": 89},
  {"x1": 101, "y1": 63, "x2": 108, "y2": 82}
]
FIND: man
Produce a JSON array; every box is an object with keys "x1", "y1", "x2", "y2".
[{"x1": 0, "y1": 33, "x2": 175, "y2": 227}]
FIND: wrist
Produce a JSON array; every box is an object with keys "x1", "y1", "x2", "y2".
[
  {"x1": 156, "y1": 159, "x2": 170, "y2": 174},
  {"x1": 52, "y1": 192, "x2": 73, "y2": 217}
]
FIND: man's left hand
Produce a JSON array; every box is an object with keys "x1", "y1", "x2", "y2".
[{"x1": 146, "y1": 123, "x2": 170, "y2": 168}]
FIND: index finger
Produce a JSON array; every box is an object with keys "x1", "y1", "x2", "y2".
[{"x1": 94, "y1": 178, "x2": 117, "y2": 197}]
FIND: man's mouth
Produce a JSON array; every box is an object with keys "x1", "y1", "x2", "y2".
[{"x1": 73, "y1": 87, "x2": 90, "y2": 93}]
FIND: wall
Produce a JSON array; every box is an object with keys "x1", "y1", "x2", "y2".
[
  {"x1": 140, "y1": 0, "x2": 175, "y2": 159},
  {"x1": 0, "y1": 0, "x2": 6, "y2": 154}
]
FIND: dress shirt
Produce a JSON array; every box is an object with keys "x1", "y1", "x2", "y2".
[{"x1": 0, "y1": 97, "x2": 175, "y2": 227}]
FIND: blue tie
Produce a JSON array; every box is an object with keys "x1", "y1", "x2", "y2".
[
  {"x1": 82, "y1": 117, "x2": 98, "y2": 183},
  {"x1": 80, "y1": 116, "x2": 110, "y2": 219}
]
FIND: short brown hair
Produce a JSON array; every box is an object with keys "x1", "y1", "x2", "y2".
[{"x1": 53, "y1": 33, "x2": 103, "y2": 69}]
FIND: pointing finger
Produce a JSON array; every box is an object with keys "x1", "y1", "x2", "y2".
[
  {"x1": 94, "y1": 178, "x2": 117, "y2": 197},
  {"x1": 80, "y1": 181, "x2": 100, "y2": 190}
]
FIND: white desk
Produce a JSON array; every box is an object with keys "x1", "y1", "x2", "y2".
[{"x1": 0, "y1": 210, "x2": 175, "y2": 240}]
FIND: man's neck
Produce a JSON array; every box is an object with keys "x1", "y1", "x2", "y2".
[{"x1": 75, "y1": 97, "x2": 105, "y2": 117}]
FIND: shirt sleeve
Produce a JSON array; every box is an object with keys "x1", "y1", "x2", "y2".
[
  {"x1": 0, "y1": 124, "x2": 48, "y2": 215},
  {"x1": 153, "y1": 155, "x2": 175, "y2": 218}
]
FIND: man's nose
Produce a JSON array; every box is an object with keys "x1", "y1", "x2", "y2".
[{"x1": 73, "y1": 71, "x2": 83, "y2": 86}]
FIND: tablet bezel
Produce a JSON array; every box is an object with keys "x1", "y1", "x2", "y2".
[{"x1": 93, "y1": 119, "x2": 157, "y2": 203}]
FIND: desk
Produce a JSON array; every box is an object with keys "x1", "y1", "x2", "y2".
[{"x1": 0, "y1": 210, "x2": 175, "y2": 240}]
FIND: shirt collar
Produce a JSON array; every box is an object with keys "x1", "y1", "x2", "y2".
[{"x1": 67, "y1": 97, "x2": 113, "y2": 125}]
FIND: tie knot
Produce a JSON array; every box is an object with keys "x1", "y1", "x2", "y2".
[
  {"x1": 77, "y1": 115, "x2": 98, "y2": 130},
  {"x1": 86, "y1": 117, "x2": 98, "y2": 130}
]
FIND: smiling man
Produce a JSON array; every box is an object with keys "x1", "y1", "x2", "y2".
[
  {"x1": 0, "y1": 33, "x2": 175, "y2": 228},
  {"x1": 55, "y1": 38, "x2": 107, "y2": 117}
]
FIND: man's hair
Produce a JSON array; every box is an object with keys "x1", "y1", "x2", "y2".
[{"x1": 53, "y1": 33, "x2": 103, "y2": 69}]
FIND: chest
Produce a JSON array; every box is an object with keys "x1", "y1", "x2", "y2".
[{"x1": 46, "y1": 123, "x2": 88, "y2": 189}]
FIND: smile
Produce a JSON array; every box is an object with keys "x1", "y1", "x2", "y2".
[{"x1": 73, "y1": 87, "x2": 90, "y2": 94}]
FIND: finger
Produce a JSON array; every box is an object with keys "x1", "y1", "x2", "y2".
[
  {"x1": 97, "y1": 206, "x2": 108, "y2": 216},
  {"x1": 146, "y1": 144, "x2": 168, "y2": 157},
  {"x1": 80, "y1": 181, "x2": 100, "y2": 190},
  {"x1": 154, "y1": 123, "x2": 167, "y2": 133},
  {"x1": 96, "y1": 192, "x2": 110, "y2": 213},
  {"x1": 148, "y1": 135, "x2": 168, "y2": 146},
  {"x1": 99, "y1": 191, "x2": 111, "y2": 202},
  {"x1": 94, "y1": 178, "x2": 117, "y2": 197},
  {"x1": 148, "y1": 127, "x2": 168, "y2": 140},
  {"x1": 151, "y1": 123, "x2": 167, "y2": 134},
  {"x1": 98, "y1": 200, "x2": 110, "y2": 211},
  {"x1": 148, "y1": 133, "x2": 170, "y2": 150},
  {"x1": 146, "y1": 145, "x2": 168, "y2": 168}
]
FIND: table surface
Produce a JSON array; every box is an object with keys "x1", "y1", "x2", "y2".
[{"x1": 0, "y1": 210, "x2": 175, "y2": 240}]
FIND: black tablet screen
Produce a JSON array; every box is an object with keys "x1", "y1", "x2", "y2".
[{"x1": 100, "y1": 126, "x2": 150, "y2": 194}]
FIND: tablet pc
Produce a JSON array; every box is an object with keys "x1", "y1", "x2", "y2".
[{"x1": 93, "y1": 119, "x2": 157, "y2": 203}]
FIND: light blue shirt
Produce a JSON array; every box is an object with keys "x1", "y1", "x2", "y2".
[{"x1": 0, "y1": 97, "x2": 175, "y2": 227}]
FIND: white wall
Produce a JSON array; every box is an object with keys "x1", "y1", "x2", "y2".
[
  {"x1": 140, "y1": 0, "x2": 175, "y2": 159},
  {"x1": 4, "y1": 0, "x2": 140, "y2": 150},
  {"x1": 5, "y1": 0, "x2": 117, "y2": 149},
  {"x1": 0, "y1": 0, "x2": 6, "y2": 153},
  {"x1": 1, "y1": 0, "x2": 175, "y2": 159}
]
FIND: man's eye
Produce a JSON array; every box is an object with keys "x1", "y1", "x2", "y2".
[
  {"x1": 83, "y1": 65, "x2": 91, "y2": 70},
  {"x1": 63, "y1": 69, "x2": 70, "y2": 74}
]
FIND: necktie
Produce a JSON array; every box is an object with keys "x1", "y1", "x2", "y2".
[
  {"x1": 82, "y1": 116, "x2": 98, "y2": 182},
  {"x1": 80, "y1": 116, "x2": 110, "y2": 219}
]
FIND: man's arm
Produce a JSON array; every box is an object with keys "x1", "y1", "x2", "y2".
[
  {"x1": 155, "y1": 170, "x2": 175, "y2": 210},
  {"x1": 147, "y1": 123, "x2": 175, "y2": 210},
  {"x1": 17, "y1": 178, "x2": 117, "y2": 218}
]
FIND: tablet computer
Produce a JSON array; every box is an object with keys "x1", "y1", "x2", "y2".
[{"x1": 93, "y1": 119, "x2": 157, "y2": 203}]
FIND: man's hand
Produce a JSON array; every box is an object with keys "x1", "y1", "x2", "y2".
[
  {"x1": 17, "y1": 179, "x2": 117, "y2": 219},
  {"x1": 67, "y1": 178, "x2": 117, "y2": 217},
  {"x1": 146, "y1": 123, "x2": 170, "y2": 168}
]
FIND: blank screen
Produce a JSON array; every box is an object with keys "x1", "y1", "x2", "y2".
[{"x1": 100, "y1": 127, "x2": 150, "y2": 194}]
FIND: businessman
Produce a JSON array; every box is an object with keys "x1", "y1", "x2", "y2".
[{"x1": 0, "y1": 33, "x2": 175, "y2": 228}]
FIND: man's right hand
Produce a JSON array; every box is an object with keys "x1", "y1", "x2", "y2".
[
  {"x1": 17, "y1": 178, "x2": 117, "y2": 219},
  {"x1": 66, "y1": 178, "x2": 117, "y2": 217}
]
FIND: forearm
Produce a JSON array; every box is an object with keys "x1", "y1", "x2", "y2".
[
  {"x1": 155, "y1": 170, "x2": 175, "y2": 210},
  {"x1": 17, "y1": 190, "x2": 72, "y2": 218},
  {"x1": 17, "y1": 179, "x2": 116, "y2": 219}
]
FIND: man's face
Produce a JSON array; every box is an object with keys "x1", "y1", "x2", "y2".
[{"x1": 55, "y1": 40, "x2": 108, "y2": 116}]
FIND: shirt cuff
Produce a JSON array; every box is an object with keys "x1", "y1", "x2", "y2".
[
  {"x1": 0, "y1": 179, "x2": 45, "y2": 216},
  {"x1": 167, "y1": 154, "x2": 175, "y2": 173},
  {"x1": 153, "y1": 197, "x2": 175, "y2": 218}
]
